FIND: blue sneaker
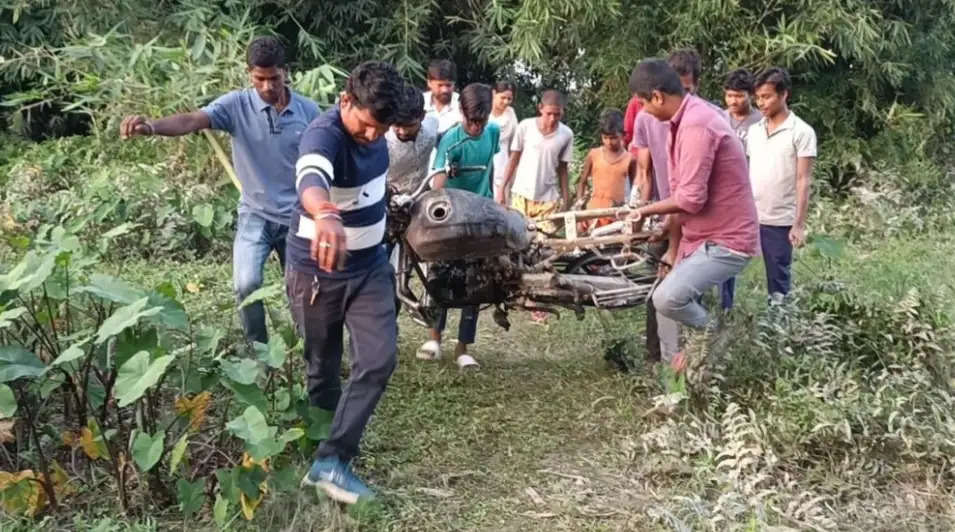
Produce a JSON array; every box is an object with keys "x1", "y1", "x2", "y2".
[{"x1": 301, "y1": 456, "x2": 374, "y2": 504}]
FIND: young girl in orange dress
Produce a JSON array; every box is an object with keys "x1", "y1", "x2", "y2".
[{"x1": 575, "y1": 109, "x2": 637, "y2": 230}]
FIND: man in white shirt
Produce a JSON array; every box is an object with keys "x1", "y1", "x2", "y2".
[
  {"x1": 747, "y1": 67, "x2": 817, "y2": 301},
  {"x1": 386, "y1": 85, "x2": 438, "y2": 193},
  {"x1": 423, "y1": 59, "x2": 461, "y2": 137}
]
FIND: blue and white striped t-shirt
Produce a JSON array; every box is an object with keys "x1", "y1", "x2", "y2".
[{"x1": 286, "y1": 106, "x2": 388, "y2": 278}]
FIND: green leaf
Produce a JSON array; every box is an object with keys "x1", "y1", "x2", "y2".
[
  {"x1": 237, "y1": 465, "x2": 267, "y2": 498},
  {"x1": 304, "y1": 406, "x2": 335, "y2": 441},
  {"x1": 95, "y1": 297, "x2": 162, "y2": 345},
  {"x1": 810, "y1": 234, "x2": 846, "y2": 260},
  {"x1": 77, "y1": 274, "x2": 143, "y2": 304},
  {"x1": 38, "y1": 372, "x2": 65, "y2": 400},
  {"x1": 213, "y1": 494, "x2": 229, "y2": 527},
  {"x1": 192, "y1": 204, "x2": 214, "y2": 228},
  {"x1": 0, "y1": 308, "x2": 27, "y2": 330},
  {"x1": 0, "y1": 384, "x2": 17, "y2": 417},
  {"x1": 147, "y1": 291, "x2": 187, "y2": 331},
  {"x1": 0, "y1": 346, "x2": 46, "y2": 383},
  {"x1": 132, "y1": 431, "x2": 164, "y2": 472},
  {"x1": 226, "y1": 406, "x2": 276, "y2": 444},
  {"x1": 220, "y1": 358, "x2": 260, "y2": 385},
  {"x1": 279, "y1": 428, "x2": 305, "y2": 445},
  {"x1": 255, "y1": 335, "x2": 287, "y2": 369},
  {"x1": 114, "y1": 351, "x2": 175, "y2": 407},
  {"x1": 50, "y1": 339, "x2": 90, "y2": 367},
  {"x1": 176, "y1": 477, "x2": 206, "y2": 518},
  {"x1": 197, "y1": 327, "x2": 225, "y2": 356},
  {"x1": 237, "y1": 283, "x2": 282, "y2": 309},
  {"x1": 101, "y1": 222, "x2": 140, "y2": 239},
  {"x1": 216, "y1": 467, "x2": 241, "y2": 504},
  {"x1": 270, "y1": 466, "x2": 300, "y2": 494},
  {"x1": 169, "y1": 433, "x2": 188, "y2": 475},
  {"x1": 221, "y1": 379, "x2": 268, "y2": 413},
  {"x1": 0, "y1": 250, "x2": 57, "y2": 293},
  {"x1": 114, "y1": 328, "x2": 159, "y2": 369}
]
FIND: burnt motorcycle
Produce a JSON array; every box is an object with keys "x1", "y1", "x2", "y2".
[{"x1": 386, "y1": 172, "x2": 662, "y2": 330}]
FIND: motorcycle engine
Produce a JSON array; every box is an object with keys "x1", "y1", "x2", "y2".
[
  {"x1": 405, "y1": 189, "x2": 532, "y2": 261},
  {"x1": 425, "y1": 258, "x2": 515, "y2": 307}
]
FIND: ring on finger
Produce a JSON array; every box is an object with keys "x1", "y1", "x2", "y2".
[{"x1": 318, "y1": 241, "x2": 332, "y2": 249}]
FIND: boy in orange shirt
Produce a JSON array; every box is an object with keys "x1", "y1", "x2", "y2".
[{"x1": 575, "y1": 109, "x2": 637, "y2": 229}]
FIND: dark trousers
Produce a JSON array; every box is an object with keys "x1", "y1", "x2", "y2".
[
  {"x1": 434, "y1": 306, "x2": 479, "y2": 344},
  {"x1": 720, "y1": 277, "x2": 735, "y2": 310},
  {"x1": 645, "y1": 240, "x2": 669, "y2": 362},
  {"x1": 286, "y1": 261, "x2": 398, "y2": 462},
  {"x1": 760, "y1": 224, "x2": 793, "y2": 296}
]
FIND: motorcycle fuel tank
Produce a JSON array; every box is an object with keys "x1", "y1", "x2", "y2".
[{"x1": 405, "y1": 189, "x2": 532, "y2": 261}]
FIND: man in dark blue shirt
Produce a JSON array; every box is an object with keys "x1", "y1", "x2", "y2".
[{"x1": 289, "y1": 61, "x2": 404, "y2": 504}]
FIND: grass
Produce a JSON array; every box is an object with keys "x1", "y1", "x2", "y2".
[{"x1": 4, "y1": 228, "x2": 955, "y2": 531}]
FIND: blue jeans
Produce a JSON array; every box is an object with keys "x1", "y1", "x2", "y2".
[
  {"x1": 234, "y1": 211, "x2": 288, "y2": 345},
  {"x1": 434, "y1": 306, "x2": 479, "y2": 344},
  {"x1": 653, "y1": 242, "x2": 751, "y2": 329}
]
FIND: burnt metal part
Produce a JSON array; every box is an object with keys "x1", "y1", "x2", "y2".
[{"x1": 405, "y1": 188, "x2": 532, "y2": 261}]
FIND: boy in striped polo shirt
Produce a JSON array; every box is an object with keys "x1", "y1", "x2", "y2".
[{"x1": 287, "y1": 61, "x2": 404, "y2": 504}]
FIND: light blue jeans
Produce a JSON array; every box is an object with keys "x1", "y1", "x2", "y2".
[
  {"x1": 653, "y1": 242, "x2": 751, "y2": 331},
  {"x1": 233, "y1": 211, "x2": 288, "y2": 345}
]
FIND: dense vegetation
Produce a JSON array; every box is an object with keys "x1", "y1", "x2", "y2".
[{"x1": 1, "y1": 1, "x2": 954, "y2": 530}]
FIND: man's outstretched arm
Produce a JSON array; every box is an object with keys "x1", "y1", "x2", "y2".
[{"x1": 120, "y1": 111, "x2": 211, "y2": 139}]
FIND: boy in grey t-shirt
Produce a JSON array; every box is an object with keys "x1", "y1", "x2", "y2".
[{"x1": 723, "y1": 68, "x2": 763, "y2": 151}]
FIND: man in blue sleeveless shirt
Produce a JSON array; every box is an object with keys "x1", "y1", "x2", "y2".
[
  {"x1": 120, "y1": 37, "x2": 319, "y2": 346},
  {"x1": 288, "y1": 61, "x2": 404, "y2": 504}
]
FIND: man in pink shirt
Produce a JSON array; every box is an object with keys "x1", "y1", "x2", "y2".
[{"x1": 628, "y1": 59, "x2": 759, "y2": 372}]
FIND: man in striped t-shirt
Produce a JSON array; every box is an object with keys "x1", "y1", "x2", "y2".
[{"x1": 287, "y1": 61, "x2": 404, "y2": 504}]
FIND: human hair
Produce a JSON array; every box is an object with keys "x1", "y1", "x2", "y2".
[
  {"x1": 459, "y1": 83, "x2": 493, "y2": 122},
  {"x1": 427, "y1": 59, "x2": 457, "y2": 82},
  {"x1": 344, "y1": 61, "x2": 404, "y2": 125},
  {"x1": 723, "y1": 68, "x2": 754, "y2": 93},
  {"x1": 246, "y1": 36, "x2": 286, "y2": 69},
  {"x1": 598, "y1": 108, "x2": 624, "y2": 136},
  {"x1": 493, "y1": 80, "x2": 516, "y2": 94},
  {"x1": 394, "y1": 85, "x2": 425, "y2": 125},
  {"x1": 754, "y1": 67, "x2": 792, "y2": 96},
  {"x1": 629, "y1": 59, "x2": 684, "y2": 98},
  {"x1": 539, "y1": 89, "x2": 565, "y2": 107},
  {"x1": 667, "y1": 48, "x2": 701, "y2": 83}
]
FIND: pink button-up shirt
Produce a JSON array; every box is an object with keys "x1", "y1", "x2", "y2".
[{"x1": 667, "y1": 95, "x2": 759, "y2": 260}]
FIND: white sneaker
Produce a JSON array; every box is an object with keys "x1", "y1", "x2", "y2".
[
  {"x1": 416, "y1": 340, "x2": 441, "y2": 360},
  {"x1": 456, "y1": 354, "x2": 480, "y2": 370}
]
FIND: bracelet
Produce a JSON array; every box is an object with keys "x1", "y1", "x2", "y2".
[
  {"x1": 315, "y1": 212, "x2": 342, "y2": 221},
  {"x1": 144, "y1": 121, "x2": 155, "y2": 136}
]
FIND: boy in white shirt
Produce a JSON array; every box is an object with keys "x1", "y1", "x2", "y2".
[{"x1": 497, "y1": 89, "x2": 574, "y2": 235}]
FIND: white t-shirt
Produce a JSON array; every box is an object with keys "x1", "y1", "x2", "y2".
[
  {"x1": 746, "y1": 111, "x2": 817, "y2": 226},
  {"x1": 491, "y1": 106, "x2": 519, "y2": 153},
  {"x1": 490, "y1": 107, "x2": 519, "y2": 184},
  {"x1": 423, "y1": 91, "x2": 461, "y2": 135},
  {"x1": 510, "y1": 118, "x2": 574, "y2": 202}
]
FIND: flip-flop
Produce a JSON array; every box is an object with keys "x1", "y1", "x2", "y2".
[
  {"x1": 416, "y1": 340, "x2": 441, "y2": 360},
  {"x1": 456, "y1": 354, "x2": 480, "y2": 370}
]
